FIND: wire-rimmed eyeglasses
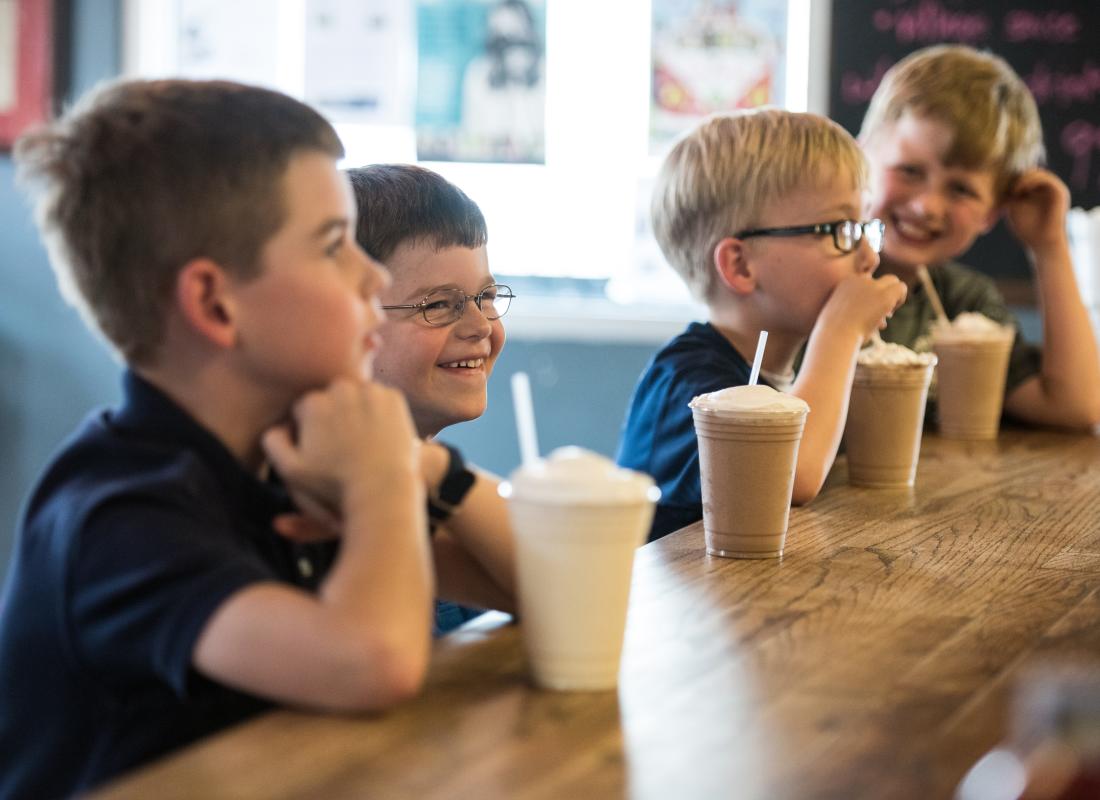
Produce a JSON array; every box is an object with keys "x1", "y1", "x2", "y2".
[
  {"x1": 734, "y1": 219, "x2": 886, "y2": 254},
  {"x1": 381, "y1": 283, "x2": 515, "y2": 327}
]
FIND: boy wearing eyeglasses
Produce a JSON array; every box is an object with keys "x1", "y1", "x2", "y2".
[
  {"x1": 617, "y1": 109, "x2": 907, "y2": 541},
  {"x1": 346, "y1": 164, "x2": 514, "y2": 632},
  {"x1": 860, "y1": 45, "x2": 1100, "y2": 429}
]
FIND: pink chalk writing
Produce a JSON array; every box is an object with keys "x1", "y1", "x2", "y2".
[
  {"x1": 841, "y1": 58, "x2": 893, "y2": 105},
  {"x1": 1024, "y1": 61, "x2": 1100, "y2": 107},
  {"x1": 871, "y1": 0, "x2": 991, "y2": 45},
  {"x1": 1061, "y1": 121, "x2": 1100, "y2": 191},
  {"x1": 1003, "y1": 10, "x2": 1080, "y2": 43}
]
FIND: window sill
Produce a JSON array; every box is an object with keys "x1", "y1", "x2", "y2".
[{"x1": 505, "y1": 296, "x2": 705, "y2": 344}]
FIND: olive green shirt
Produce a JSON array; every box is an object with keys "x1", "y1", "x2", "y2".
[{"x1": 881, "y1": 260, "x2": 1042, "y2": 410}]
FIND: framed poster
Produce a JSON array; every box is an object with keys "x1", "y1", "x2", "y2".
[
  {"x1": 0, "y1": 0, "x2": 58, "y2": 149},
  {"x1": 650, "y1": 0, "x2": 788, "y2": 151},
  {"x1": 415, "y1": 0, "x2": 546, "y2": 164}
]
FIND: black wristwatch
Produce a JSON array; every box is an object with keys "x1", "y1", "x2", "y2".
[{"x1": 427, "y1": 443, "x2": 477, "y2": 522}]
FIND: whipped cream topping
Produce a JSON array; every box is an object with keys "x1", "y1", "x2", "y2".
[
  {"x1": 689, "y1": 384, "x2": 809, "y2": 415},
  {"x1": 934, "y1": 312, "x2": 1014, "y2": 341},
  {"x1": 858, "y1": 338, "x2": 936, "y2": 366},
  {"x1": 503, "y1": 446, "x2": 659, "y2": 505}
]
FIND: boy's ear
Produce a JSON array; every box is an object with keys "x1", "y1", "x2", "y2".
[
  {"x1": 713, "y1": 237, "x2": 756, "y2": 295},
  {"x1": 174, "y1": 258, "x2": 238, "y2": 349}
]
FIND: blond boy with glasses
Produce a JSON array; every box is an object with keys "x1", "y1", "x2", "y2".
[{"x1": 617, "y1": 109, "x2": 907, "y2": 541}]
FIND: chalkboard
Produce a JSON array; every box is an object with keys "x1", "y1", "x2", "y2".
[{"x1": 829, "y1": 0, "x2": 1100, "y2": 287}]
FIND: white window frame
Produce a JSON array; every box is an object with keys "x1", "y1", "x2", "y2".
[{"x1": 123, "y1": 0, "x2": 832, "y2": 342}]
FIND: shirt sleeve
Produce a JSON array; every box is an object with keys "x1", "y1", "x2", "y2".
[
  {"x1": 940, "y1": 264, "x2": 1042, "y2": 393},
  {"x1": 68, "y1": 499, "x2": 278, "y2": 699}
]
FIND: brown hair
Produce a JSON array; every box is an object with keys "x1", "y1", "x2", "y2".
[
  {"x1": 652, "y1": 108, "x2": 867, "y2": 301},
  {"x1": 15, "y1": 78, "x2": 343, "y2": 365},
  {"x1": 345, "y1": 164, "x2": 487, "y2": 263},
  {"x1": 859, "y1": 45, "x2": 1044, "y2": 200}
]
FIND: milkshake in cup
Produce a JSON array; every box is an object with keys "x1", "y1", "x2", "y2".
[
  {"x1": 844, "y1": 339, "x2": 937, "y2": 489},
  {"x1": 931, "y1": 312, "x2": 1015, "y2": 440},
  {"x1": 689, "y1": 385, "x2": 809, "y2": 559},
  {"x1": 500, "y1": 447, "x2": 658, "y2": 691}
]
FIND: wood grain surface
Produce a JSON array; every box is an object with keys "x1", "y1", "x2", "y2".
[{"x1": 91, "y1": 429, "x2": 1100, "y2": 800}]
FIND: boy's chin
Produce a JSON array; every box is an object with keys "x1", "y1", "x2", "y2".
[{"x1": 424, "y1": 404, "x2": 485, "y2": 436}]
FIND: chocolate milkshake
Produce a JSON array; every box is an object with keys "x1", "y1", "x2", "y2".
[
  {"x1": 689, "y1": 385, "x2": 809, "y2": 558},
  {"x1": 931, "y1": 312, "x2": 1015, "y2": 440},
  {"x1": 845, "y1": 339, "x2": 936, "y2": 489}
]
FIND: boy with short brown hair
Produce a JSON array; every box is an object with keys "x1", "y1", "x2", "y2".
[
  {"x1": 347, "y1": 164, "x2": 513, "y2": 632},
  {"x1": 0, "y1": 79, "x2": 511, "y2": 797},
  {"x1": 618, "y1": 109, "x2": 907, "y2": 540},
  {"x1": 860, "y1": 44, "x2": 1100, "y2": 429}
]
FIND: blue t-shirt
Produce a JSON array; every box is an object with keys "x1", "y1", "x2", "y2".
[
  {"x1": 434, "y1": 600, "x2": 484, "y2": 635},
  {"x1": 0, "y1": 371, "x2": 339, "y2": 798},
  {"x1": 616, "y1": 321, "x2": 756, "y2": 541}
]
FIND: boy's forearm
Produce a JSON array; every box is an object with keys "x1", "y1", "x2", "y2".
[
  {"x1": 421, "y1": 442, "x2": 516, "y2": 598},
  {"x1": 431, "y1": 529, "x2": 515, "y2": 613},
  {"x1": 1022, "y1": 243, "x2": 1100, "y2": 426},
  {"x1": 441, "y1": 470, "x2": 516, "y2": 598},
  {"x1": 789, "y1": 326, "x2": 863, "y2": 503},
  {"x1": 320, "y1": 476, "x2": 434, "y2": 663},
  {"x1": 192, "y1": 475, "x2": 434, "y2": 713}
]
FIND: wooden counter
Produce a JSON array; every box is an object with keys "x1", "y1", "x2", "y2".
[{"x1": 93, "y1": 429, "x2": 1100, "y2": 799}]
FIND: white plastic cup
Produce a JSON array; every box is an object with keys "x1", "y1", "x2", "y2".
[{"x1": 501, "y1": 447, "x2": 658, "y2": 691}]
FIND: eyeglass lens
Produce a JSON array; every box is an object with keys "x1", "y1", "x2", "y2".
[
  {"x1": 422, "y1": 285, "x2": 512, "y2": 325},
  {"x1": 836, "y1": 221, "x2": 884, "y2": 254}
]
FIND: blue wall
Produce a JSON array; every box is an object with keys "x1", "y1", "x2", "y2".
[
  {"x1": 0, "y1": 0, "x2": 123, "y2": 578},
  {"x1": 436, "y1": 340, "x2": 653, "y2": 477}
]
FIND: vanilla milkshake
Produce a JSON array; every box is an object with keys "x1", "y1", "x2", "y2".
[
  {"x1": 845, "y1": 339, "x2": 936, "y2": 488},
  {"x1": 502, "y1": 447, "x2": 658, "y2": 691},
  {"x1": 689, "y1": 385, "x2": 809, "y2": 558},
  {"x1": 931, "y1": 312, "x2": 1015, "y2": 439}
]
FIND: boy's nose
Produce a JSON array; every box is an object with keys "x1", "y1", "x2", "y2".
[
  {"x1": 456, "y1": 299, "x2": 494, "y2": 339},
  {"x1": 857, "y1": 235, "x2": 880, "y2": 274},
  {"x1": 910, "y1": 189, "x2": 945, "y2": 220}
]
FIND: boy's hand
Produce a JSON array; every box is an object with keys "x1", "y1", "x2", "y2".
[
  {"x1": 263, "y1": 378, "x2": 419, "y2": 526},
  {"x1": 1003, "y1": 168, "x2": 1071, "y2": 255},
  {"x1": 820, "y1": 273, "x2": 908, "y2": 341}
]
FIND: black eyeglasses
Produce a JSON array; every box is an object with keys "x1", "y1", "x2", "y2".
[
  {"x1": 382, "y1": 283, "x2": 515, "y2": 327},
  {"x1": 734, "y1": 219, "x2": 885, "y2": 254}
]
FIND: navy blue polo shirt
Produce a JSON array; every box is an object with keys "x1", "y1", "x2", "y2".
[
  {"x1": 0, "y1": 371, "x2": 338, "y2": 798},
  {"x1": 616, "y1": 322, "x2": 759, "y2": 541}
]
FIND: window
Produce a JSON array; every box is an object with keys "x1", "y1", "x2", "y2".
[{"x1": 124, "y1": 0, "x2": 829, "y2": 337}]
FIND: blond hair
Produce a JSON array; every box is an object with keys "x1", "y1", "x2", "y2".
[
  {"x1": 651, "y1": 108, "x2": 867, "y2": 301},
  {"x1": 859, "y1": 45, "x2": 1044, "y2": 200}
]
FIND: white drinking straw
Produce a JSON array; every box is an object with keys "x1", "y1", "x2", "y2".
[
  {"x1": 511, "y1": 371, "x2": 540, "y2": 468},
  {"x1": 748, "y1": 330, "x2": 768, "y2": 386},
  {"x1": 917, "y1": 265, "x2": 950, "y2": 326}
]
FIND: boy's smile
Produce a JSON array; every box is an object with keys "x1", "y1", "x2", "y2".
[
  {"x1": 374, "y1": 243, "x2": 504, "y2": 437},
  {"x1": 864, "y1": 114, "x2": 999, "y2": 276}
]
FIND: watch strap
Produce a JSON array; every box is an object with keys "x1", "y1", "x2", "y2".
[{"x1": 428, "y1": 443, "x2": 476, "y2": 522}]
